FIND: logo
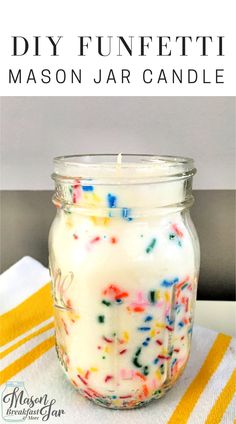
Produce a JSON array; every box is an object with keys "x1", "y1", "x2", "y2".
[{"x1": 1, "y1": 381, "x2": 65, "y2": 422}]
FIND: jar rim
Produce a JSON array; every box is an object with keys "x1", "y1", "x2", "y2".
[{"x1": 53, "y1": 154, "x2": 196, "y2": 184}]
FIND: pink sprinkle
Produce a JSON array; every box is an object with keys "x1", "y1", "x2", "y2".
[
  {"x1": 90, "y1": 236, "x2": 101, "y2": 244},
  {"x1": 119, "y1": 349, "x2": 127, "y2": 355},
  {"x1": 73, "y1": 181, "x2": 81, "y2": 204},
  {"x1": 119, "y1": 395, "x2": 132, "y2": 399},
  {"x1": 105, "y1": 375, "x2": 113, "y2": 383},
  {"x1": 73, "y1": 233, "x2": 79, "y2": 240},
  {"x1": 61, "y1": 318, "x2": 69, "y2": 335},
  {"x1": 172, "y1": 223, "x2": 184, "y2": 238}
]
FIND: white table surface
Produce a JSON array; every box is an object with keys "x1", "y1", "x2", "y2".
[{"x1": 195, "y1": 300, "x2": 235, "y2": 337}]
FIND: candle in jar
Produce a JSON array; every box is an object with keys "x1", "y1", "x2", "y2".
[{"x1": 49, "y1": 154, "x2": 200, "y2": 409}]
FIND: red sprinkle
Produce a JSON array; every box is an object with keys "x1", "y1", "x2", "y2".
[
  {"x1": 174, "y1": 348, "x2": 180, "y2": 353},
  {"x1": 114, "y1": 292, "x2": 128, "y2": 300},
  {"x1": 143, "y1": 384, "x2": 149, "y2": 397},
  {"x1": 119, "y1": 395, "x2": 132, "y2": 399},
  {"x1": 85, "y1": 370, "x2": 90, "y2": 379},
  {"x1": 110, "y1": 236, "x2": 118, "y2": 244},
  {"x1": 77, "y1": 374, "x2": 88, "y2": 385},
  {"x1": 133, "y1": 306, "x2": 145, "y2": 312},
  {"x1": 166, "y1": 325, "x2": 174, "y2": 332},
  {"x1": 172, "y1": 223, "x2": 184, "y2": 238},
  {"x1": 90, "y1": 236, "x2": 101, "y2": 244},
  {"x1": 156, "y1": 339, "x2": 163, "y2": 345},
  {"x1": 73, "y1": 233, "x2": 79, "y2": 240},
  {"x1": 158, "y1": 355, "x2": 170, "y2": 360},
  {"x1": 105, "y1": 375, "x2": 113, "y2": 383},
  {"x1": 103, "y1": 336, "x2": 113, "y2": 343},
  {"x1": 119, "y1": 349, "x2": 127, "y2": 355},
  {"x1": 135, "y1": 372, "x2": 146, "y2": 381}
]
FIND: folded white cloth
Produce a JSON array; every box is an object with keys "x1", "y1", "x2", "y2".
[{"x1": 0, "y1": 257, "x2": 235, "y2": 424}]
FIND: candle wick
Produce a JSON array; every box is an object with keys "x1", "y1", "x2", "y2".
[{"x1": 117, "y1": 153, "x2": 122, "y2": 167}]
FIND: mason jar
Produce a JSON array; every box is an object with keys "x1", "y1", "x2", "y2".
[{"x1": 48, "y1": 154, "x2": 200, "y2": 409}]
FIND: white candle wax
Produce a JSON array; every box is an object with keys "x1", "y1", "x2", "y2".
[{"x1": 49, "y1": 154, "x2": 199, "y2": 409}]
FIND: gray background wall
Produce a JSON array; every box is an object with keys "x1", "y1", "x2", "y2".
[{"x1": 0, "y1": 97, "x2": 235, "y2": 300}]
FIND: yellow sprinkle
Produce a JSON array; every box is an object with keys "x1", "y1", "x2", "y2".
[
  {"x1": 161, "y1": 348, "x2": 168, "y2": 355},
  {"x1": 155, "y1": 369, "x2": 161, "y2": 380},
  {"x1": 155, "y1": 322, "x2": 165, "y2": 328},
  {"x1": 66, "y1": 217, "x2": 73, "y2": 228},
  {"x1": 123, "y1": 331, "x2": 129, "y2": 342},
  {"x1": 90, "y1": 216, "x2": 110, "y2": 226},
  {"x1": 156, "y1": 290, "x2": 161, "y2": 300},
  {"x1": 150, "y1": 329, "x2": 156, "y2": 337},
  {"x1": 104, "y1": 346, "x2": 111, "y2": 353},
  {"x1": 92, "y1": 193, "x2": 101, "y2": 202},
  {"x1": 90, "y1": 367, "x2": 98, "y2": 372},
  {"x1": 164, "y1": 291, "x2": 170, "y2": 302},
  {"x1": 77, "y1": 367, "x2": 83, "y2": 374}
]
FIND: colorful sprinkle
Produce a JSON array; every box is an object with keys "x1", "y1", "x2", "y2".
[
  {"x1": 105, "y1": 375, "x2": 113, "y2": 383},
  {"x1": 121, "y1": 208, "x2": 132, "y2": 221},
  {"x1": 82, "y1": 185, "x2": 94, "y2": 192},
  {"x1": 110, "y1": 236, "x2": 118, "y2": 244},
  {"x1": 161, "y1": 277, "x2": 179, "y2": 288},
  {"x1": 107, "y1": 193, "x2": 117, "y2": 208},
  {"x1": 73, "y1": 233, "x2": 78, "y2": 240},
  {"x1": 149, "y1": 291, "x2": 156, "y2": 304},
  {"x1": 138, "y1": 326, "x2": 151, "y2": 332},
  {"x1": 102, "y1": 299, "x2": 111, "y2": 307},
  {"x1": 172, "y1": 223, "x2": 184, "y2": 238},
  {"x1": 144, "y1": 315, "x2": 153, "y2": 322},
  {"x1": 90, "y1": 236, "x2": 101, "y2": 244},
  {"x1": 103, "y1": 336, "x2": 113, "y2": 343},
  {"x1": 97, "y1": 315, "x2": 105, "y2": 323},
  {"x1": 119, "y1": 349, "x2": 127, "y2": 355},
  {"x1": 146, "y1": 238, "x2": 157, "y2": 254}
]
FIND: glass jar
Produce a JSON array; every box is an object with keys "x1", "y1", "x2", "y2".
[{"x1": 48, "y1": 154, "x2": 200, "y2": 409}]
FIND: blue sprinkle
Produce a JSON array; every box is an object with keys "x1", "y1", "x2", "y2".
[
  {"x1": 107, "y1": 193, "x2": 117, "y2": 208},
  {"x1": 138, "y1": 326, "x2": 151, "y2": 331},
  {"x1": 178, "y1": 321, "x2": 184, "y2": 328},
  {"x1": 153, "y1": 358, "x2": 159, "y2": 364},
  {"x1": 142, "y1": 341, "x2": 149, "y2": 346},
  {"x1": 144, "y1": 315, "x2": 153, "y2": 322},
  {"x1": 161, "y1": 277, "x2": 179, "y2": 288},
  {"x1": 82, "y1": 185, "x2": 94, "y2": 192},
  {"x1": 146, "y1": 337, "x2": 151, "y2": 341},
  {"x1": 116, "y1": 298, "x2": 122, "y2": 303},
  {"x1": 172, "y1": 358, "x2": 177, "y2": 366},
  {"x1": 166, "y1": 315, "x2": 174, "y2": 325},
  {"x1": 188, "y1": 327, "x2": 193, "y2": 334},
  {"x1": 121, "y1": 208, "x2": 133, "y2": 221}
]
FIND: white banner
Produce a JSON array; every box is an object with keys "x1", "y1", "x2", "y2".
[{"x1": 0, "y1": 0, "x2": 235, "y2": 96}]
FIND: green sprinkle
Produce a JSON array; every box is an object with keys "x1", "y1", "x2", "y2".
[
  {"x1": 149, "y1": 290, "x2": 156, "y2": 304},
  {"x1": 181, "y1": 283, "x2": 189, "y2": 291},
  {"x1": 102, "y1": 299, "x2": 111, "y2": 307},
  {"x1": 169, "y1": 233, "x2": 175, "y2": 240},
  {"x1": 98, "y1": 315, "x2": 105, "y2": 323},
  {"x1": 143, "y1": 365, "x2": 149, "y2": 376},
  {"x1": 146, "y1": 238, "x2": 157, "y2": 254},
  {"x1": 160, "y1": 364, "x2": 165, "y2": 375},
  {"x1": 102, "y1": 356, "x2": 106, "y2": 359}
]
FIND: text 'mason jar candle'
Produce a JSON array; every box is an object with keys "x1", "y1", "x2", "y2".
[{"x1": 49, "y1": 154, "x2": 200, "y2": 409}]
